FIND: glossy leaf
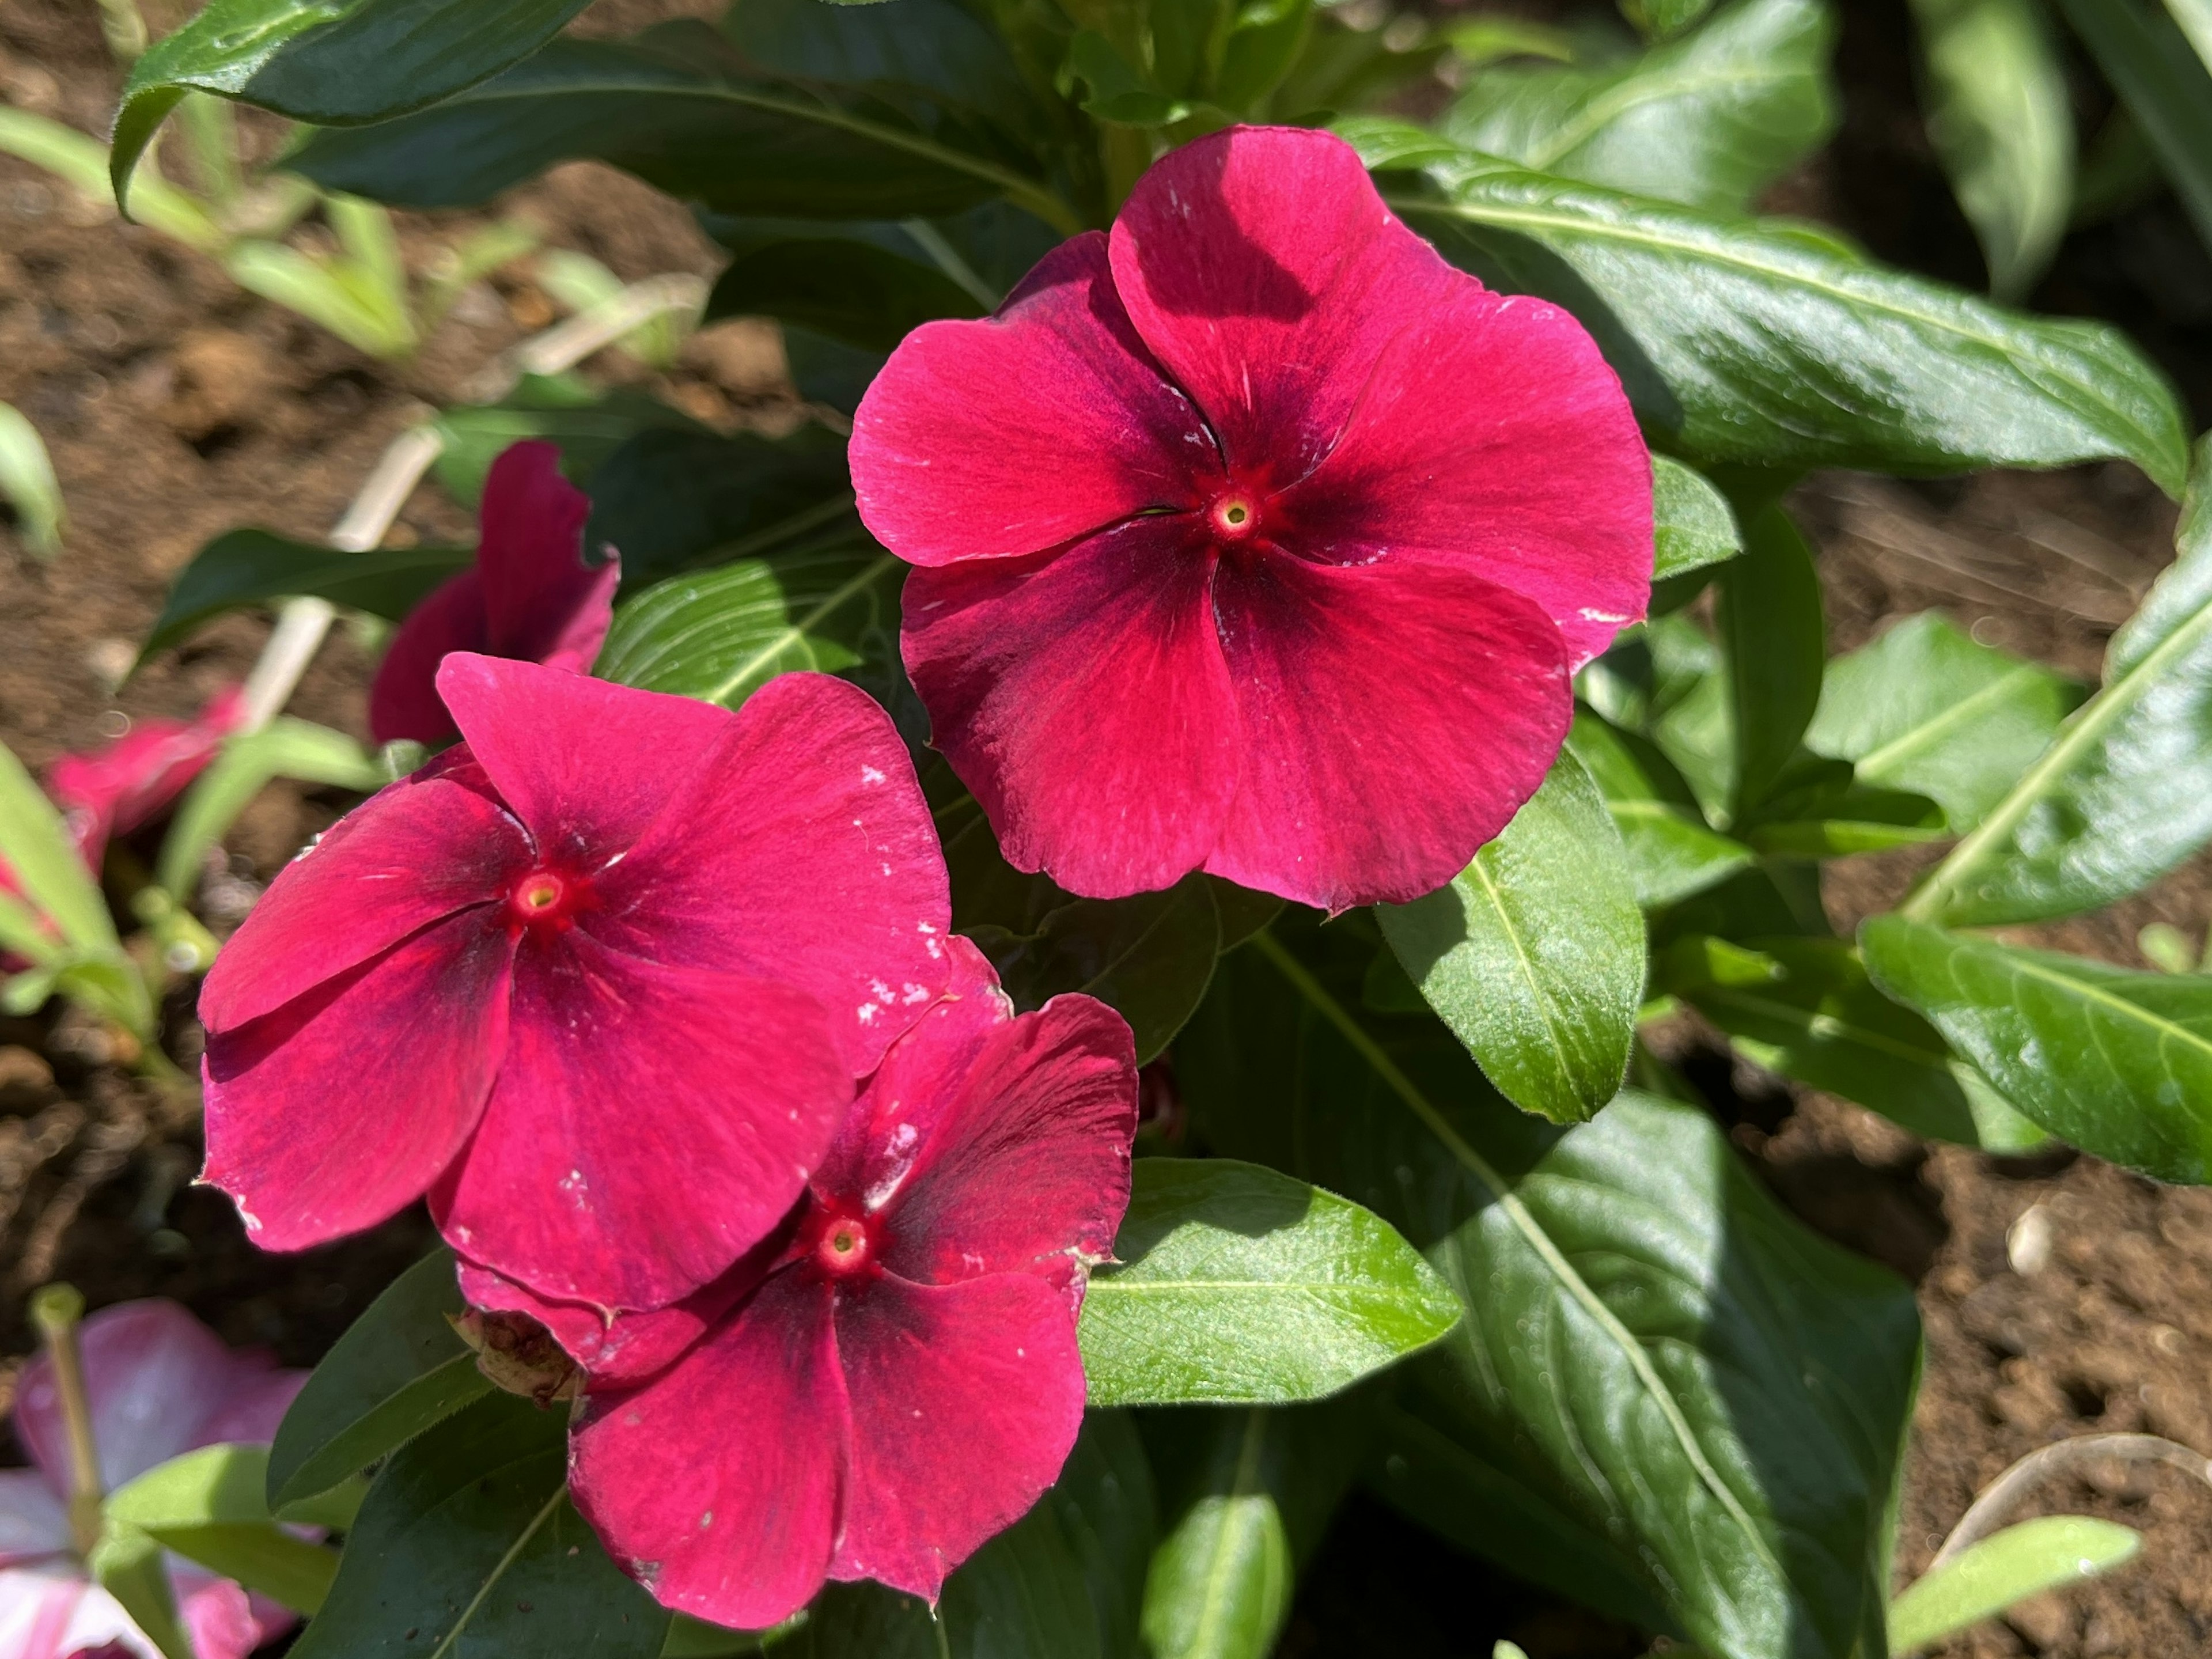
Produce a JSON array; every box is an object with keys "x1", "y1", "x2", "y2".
[
  {"x1": 141, "y1": 529, "x2": 467, "y2": 664},
  {"x1": 1907, "y1": 437, "x2": 2212, "y2": 923},
  {"x1": 1181, "y1": 914, "x2": 1922, "y2": 1659},
  {"x1": 1806, "y1": 611, "x2": 2085, "y2": 832},
  {"x1": 430, "y1": 380, "x2": 707, "y2": 509},
  {"x1": 106, "y1": 1444, "x2": 339, "y2": 1615},
  {"x1": 581, "y1": 426, "x2": 857, "y2": 589},
  {"x1": 1653, "y1": 455, "x2": 1743, "y2": 581},
  {"x1": 1446, "y1": 0, "x2": 1836, "y2": 213},
  {"x1": 0, "y1": 739, "x2": 116, "y2": 954},
  {"x1": 1911, "y1": 0, "x2": 2075, "y2": 299},
  {"x1": 1887, "y1": 1516, "x2": 2140, "y2": 1653},
  {"x1": 720, "y1": 0, "x2": 1045, "y2": 137},
  {"x1": 1719, "y1": 502, "x2": 1826, "y2": 815},
  {"x1": 704, "y1": 238, "x2": 983, "y2": 351},
  {"x1": 267, "y1": 1247, "x2": 491, "y2": 1512},
  {"x1": 1378, "y1": 751, "x2": 1643, "y2": 1123},
  {"x1": 1079, "y1": 1158, "x2": 1461, "y2": 1407},
  {"x1": 293, "y1": 1391, "x2": 668, "y2": 1659},
  {"x1": 1392, "y1": 155, "x2": 2190, "y2": 492},
  {"x1": 158, "y1": 720, "x2": 384, "y2": 900},
  {"x1": 2052, "y1": 0, "x2": 2212, "y2": 253},
  {"x1": 1206, "y1": 878, "x2": 1286, "y2": 953},
  {"x1": 1565, "y1": 709, "x2": 1753, "y2": 908},
  {"x1": 1863, "y1": 914, "x2": 2212, "y2": 1181}
]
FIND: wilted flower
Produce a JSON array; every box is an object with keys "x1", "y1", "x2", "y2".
[
  {"x1": 200, "y1": 655, "x2": 951, "y2": 1315},
  {"x1": 368, "y1": 440, "x2": 619, "y2": 747},
  {"x1": 549, "y1": 940, "x2": 1135, "y2": 1628},
  {"x1": 47, "y1": 686, "x2": 246, "y2": 870},
  {"x1": 851, "y1": 124, "x2": 1652, "y2": 910},
  {"x1": 0, "y1": 1300, "x2": 305, "y2": 1659}
]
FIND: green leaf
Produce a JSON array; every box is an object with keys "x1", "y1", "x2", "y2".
[
  {"x1": 1377, "y1": 751, "x2": 1643, "y2": 1123},
  {"x1": 158, "y1": 720, "x2": 384, "y2": 900},
  {"x1": 1906, "y1": 436, "x2": 2212, "y2": 923},
  {"x1": 1565, "y1": 709, "x2": 1754, "y2": 908},
  {"x1": 1068, "y1": 31, "x2": 1196, "y2": 124},
  {"x1": 113, "y1": 0, "x2": 590, "y2": 211},
  {"x1": 0, "y1": 399, "x2": 63, "y2": 559},
  {"x1": 704, "y1": 237, "x2": 982, "y2": 351},
  {"x1": 1887, "y1": 1516, "x2": 2139, "y2": 1653},
  {"x1": 1653, "y1": 455, "x2": 1743, "y2": 581},
  {"x1": 976, "y1": 877, "x2": 1222, "y2": 1066},
  {"x1": 267, "y1": 1247, "x2": 492, "y2": 1512},
  {"x1": 223, "y1": 237, "x2": 416, "y2": 359},
  {"x1": 1446, "y1": 0, "x2": 1836, "y2": 213},
  {"x1": 1719, "y1": 501, "x2": 1826, "y2": 815},
  {"x1": 1675, "y1": 934, "x2": 2046, "y2": 1149},
  {"x1": 1078, "y1": 1158, "x2": 1461, "y2": 1406},
  {"x1": 721, "y1": 0, "x2": 1046, "y2": 138},
  {"x1": 1911, "y1": 0, "x2": 2075, "y2": 299},
  {"x1": 0, "y1": 740, "x2": 116, "y2": 955},
  {"x1": 1805, "y1": 611, "x2": 2086, "y2": 833},
  {"x1": 1394, "y1": 156, "x2": 2190, "y2": 492},
  {"x1": 105, "y1": 1444, "x2": 340, "y2": 1615},
  {"x1": 1206, "y1": 877, "x2": 1285, "y2": 953},
  {"x1": 288, "y1": 32, "x2": 1080, "y2": 234},
  {"x1": 89, "y1": 1522, "x2": 194, "y2": 1659},
  {"x1": 292, "y1": 1391, "x2": 668, "y2": 1659},
  {"x1": 141, "y1": 529, "x2": 468, "y2": 664},
  {"x1": 1625, "y1": 0, "x2": 1721, "y2": 37},
  {"x1": 595, "y1": 538, "x2": 902, "y2": 709},
  {"x1": 2051, "y1": 0, "x2": 2212, "y2": 256},
  {"x1": 1863, "y1": 914, "x2": 2212, "y2": 1181},
  {"x1": 430, "y1": 381, "x2": 708, "y2": 509},
  {"x1": 1181, "y1": 914, "x2": 1922, "y2": 1659}
]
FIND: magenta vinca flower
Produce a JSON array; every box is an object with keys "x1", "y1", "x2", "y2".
[
  {"x1": 48, "y1": 685, "x2": 246, "y2": 869},
  {"x1": 851, "y1": 125, "x2": 1653, "y2": 910},
  {"x1": 368, "y1": 440, "x2": 619, "y2": 748},
  {"x1": 0, "y1": 1301, "x2": 305, "y2": 1659},
  {"x1": 542, "y1": 939, "x2": 1135, "y2": 1630},
  {"x1": 200, "y1": 654, "x2": 952, "y2": 1315}
]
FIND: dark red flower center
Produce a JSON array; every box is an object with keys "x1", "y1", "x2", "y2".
[
  {"x1": 506, "y1": 866, "x2": 593, "y2": 932},
  {"x1": 801, "y1": 1203, "x2": 880, "y2": 1281}
]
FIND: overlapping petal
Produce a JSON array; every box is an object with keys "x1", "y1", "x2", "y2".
[{"x1": 366, "y1": 571, "x2": 490, "y2": 748}]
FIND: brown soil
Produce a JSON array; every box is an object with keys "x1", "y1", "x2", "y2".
[{"x1": 3, "y1": 4, "x2": 2211, "y2": 1658}]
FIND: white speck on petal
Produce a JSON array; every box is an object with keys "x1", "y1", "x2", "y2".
[
  {"x1": 861, "y1": 765, "x2": 885, "y2": 785},
  {"x1": 858, "y1": 1003, "x2": 880, "y2": 1024}
]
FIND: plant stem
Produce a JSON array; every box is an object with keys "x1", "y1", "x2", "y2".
[{"x1": 28, "y1": 1283, "x2": 104, "y2": 1556}]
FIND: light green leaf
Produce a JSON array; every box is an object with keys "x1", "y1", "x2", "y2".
[
  {"x1": 1378, "y1": 750, "x2": 1644, "y2": 1123},
  {"x1": 105, "y1": 1444, "x2": 339, "y2": 1614},
  {"x1": 0, "y1": 741, "x2": 116, "y2": 955},
  {"x1": 158, "y1": 720, "x2": 384, "y2": 900},
  {"x1": 1653, "y1": 455, "x2": 1743, "y2": 581},
  {"x1": 0, "y1": 399, "x2": 63, "y2": 559},
  {"x1": 1079, "y1": 1159, "x2": 1461, "y2": 1406},
  {"x1": 1566, "y1": 709, "x2": 1754, "y2": 908},
  {"x1": 1625, "y1": 0, "x2": 1721, "y2": 36},
  {"x1": 2052, "y1": 0, "x2": 2212, "y2": 256},
  {"x1": 1863, "y1": 914, "x2": 2212, "y2": 1181},
  {"x1": 1719, "y1": 502, "x2": 1826, "y2": 816},
  {"x1": 0, "y1": 105, "x2": 225, "y2": 252},
  {"x1": 1887, "y1": 1516, "x2": 2139, "y2": 1653},
  {"x1": 88, "y1": 1522, "x2": 193, "y2": 1659}
]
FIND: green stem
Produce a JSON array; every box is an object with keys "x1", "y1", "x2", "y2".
[{"x1": 29, "y1": 1283, "x2": 104, "y2": 1556}]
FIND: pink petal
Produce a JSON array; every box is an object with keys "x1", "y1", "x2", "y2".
[
  {"x1": 901, "y1": 517, "x2": 1241, "y2": 900},
  {"x1": 851, "y1": 232, "x2": 1217, "y2": 566},
  {"x1": 48, "y1": 685, "x2": 247, "y2": 866},
  {"x1": 1205, "y1": 553, "x2": 1573, "y2": 910},
  {"x1": 194, "y1": 1363, "x2": 309, "y2": 1448},
  {"x1": 198, "y1": 751, "x2": 529, "y2": 1032},
  {"x1": 202, "y1": 910, "x2": 516, "y2": 1252},
  {"x1": 1271, "y1": 285, "x2": 1650, "y2": 668},
  {"x1": 1108, "y1": 126, "x2": 1459, "y2": 486},
  {"x1": 830, "y1": 1272, "x2": 1085, "y2": 1601},
  {"x1": 435, "y1": 654, "x2": 732, "y2": 872},
  {"x1": 570, "y1": 1272, "x2": 847, "y2": 1630},
  {"x1": 431, "y1": 933, "x2": 851, "y2": 1312},
  {"x1": 0, "y1": 1474, "x2": 67, "y2": 1569},
  {"x1": 585, "y1": 672, "x2": 952, "y2": 1078},
  {"x1": 177, "y1": 1578, "x2": 270, "y2": 1659},
  {"x1": 869, "y1": 997, "x2": 1135, "y2": 1304},
  {"x1": 368, "y1": 570, "x2": 488, "y2": 747},
  {"x1": 16, "y1": 1302, "x2": 238, "y2": 1492},
  {"x1": 475, "y1": 441, "x2": 611, "y2": 665},
  {"x1": 0, "y1": 1575, "x2": 95, "y2": 1659}
]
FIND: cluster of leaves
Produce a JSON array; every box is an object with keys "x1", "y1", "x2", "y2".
[{"x1": 32, "y1": 0, "x2": 2212, "y2": 1655}]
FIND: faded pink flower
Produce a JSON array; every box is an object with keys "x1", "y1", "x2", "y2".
[
  {"x1": 47, "y1": 686, "x2": 246, "y2": 870},
  {"x1": 851, "y1": 124, "x2": 1652, "y2": 910},
  {"x1": 200, "y1": 654, "x2": 951, "y2": 1315},
  {"x1": 0, "y1": 1301, "x2": 305, "y2": 1659},
  {"x1": 368, "y1": 440, "x2": 619, "y2": 747}
]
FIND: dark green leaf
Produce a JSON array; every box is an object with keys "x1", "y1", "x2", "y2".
[
  {"x1": 1394, "y1": 156, "x2": 2190, "y2": 491},
  {"x1": 1805, "y1": 611, "x2": 2086, "y2": 832},
  {"x1": 1378, "y1": 751, "x2": 1643, "y2": 1123},
  {"x1": 1624, "y1": 0, "x2": 1721, "y2": 37},
  {"x1": 704, "y1": 238, "x2": 982, "y2": 351},
  {"x1": 1566, "y1": 709, "x2": 1754, "y2": 908},
  {"x1": 582, "y1": 425, "x2": 856, "y2": 588},
  {"x1": 1181, "y1": 914, "x2": 1922, "y2": 1659},
  {"x1": 1080, "y1": 1158, "x2": 1460, "y2": 1406},
  {"x1": 1205, "y1": 877, "x2": 1286, "y2": 953},
  {"x1": 268, "y1": 1247, "x2": 491, "y2": 1513},
  {"x1": 1719, "y1": 502, "x2": 1825, "y2": 816},
  {"x1": 139, "y1": 530, "x2": 466, "y2": 665},
  {"x1": 1887, "y1": 1516, "x2": 2139, "y2": 1653},
  {"x1": 1068, "y1": 31, "x2": 1196, "y2": 124},
  {"x1": 2051, "y1": 0, "x2": 2212, "y2": 255},
  {"x1": 1653, "y1": 454, "x2": 1743, "y2": 581},
  {"x1": 292, "y1": 1391, "x2": 668, "y2": 1659},
  {"x1": 1863, "y1": 914, "x2": 2212, "y2": 1181},
  {"x1": 113, "y1": 0, "x2": 588, "y2": 210},
  {"x1": 721, "y1": 0, "x2": 1045, "y2": 137},
  {"x1": 1447, "y1": 0, "x2": 1836, "y2": 213},
  {"x1": 431, "y1": 380, "x2": 708, "y2": 509}
]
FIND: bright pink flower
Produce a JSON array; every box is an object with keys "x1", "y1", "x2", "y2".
[
  {"x1": 851, "y1": 125, "x2": 1652, "y2": 910},
  {"x1": 368, "y1": 440, "x2": 619, "y2": 748},
  {"x1": 0, "y1": 1300, "x2": 306, "y2": 1659},
  {"x1": 557, "y1": 939, "x2": 1135, "y2": 1629},
  {"x1": 47, "y1": 686, "x2": 247, "y2": 870},
  {"x1": 199, "y1": 654, "x2": 952, "y2": 1314}
]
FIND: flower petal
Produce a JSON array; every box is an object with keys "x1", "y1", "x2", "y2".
[
  {"x1": 571, "y1": 1272, "x2": 847, "y2": 1631},
  {"x1": 0, "y1": 1475, "x2": 67, "y2": 1569},
  {"x1": 202, "y1": 910, "x2": 516, "y2": 1252},
  {"x1": 0, "y1": 1574, "x2": 100, "y2": 1659},
  {"x1": 47, "y1": 687, "x2": 247, "y2": 863},
  {"x1": 197, "y1": 752, "x2": 529, "y2": 1032},
  {"x1": 852, "y1": 232, "x2": 1216, "y2": 566},
  {"x1": 873, "y1": 997, "x2": 1135, "y2": 1301},
  {"x1": 830, "y1": 1272, "x2": 1085, "y2": 1601},
  {"x1": 177, "y1": 1577, "x2": 272, "y2": 1659},
  {"x1": 16, "y1": 1303, "x2": 241, "y2": 1493},
  {"x1": 1109, "y1": 126, "x2": 1457, "y2": 484},
  {"x1": 435, "y1": 654, "x2": 732, "y2": 871},
  {"x1": 1271, "y1": 283, "x2": 1650, "y2": 667},
  {"x1": 587, "y1": 672, "x2": 952, "y2": 1078},
  {"x1": 902, "y1": 517, "x2": 1241, "y2": 900},
  {"x1": 368, "y1": 570, "x2": 488, "y2": 748},
  {"x1": 1205, "y1": 552, "x2": 1573, "y2": 909},
  {"x1": 475, "y1": 441, "x2": 613, "y2": 668},
  {"x1": 431, "y1": 932, "x2": 851, "y2": 1311}
]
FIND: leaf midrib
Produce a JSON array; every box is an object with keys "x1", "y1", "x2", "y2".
[
  {"x1": 701, "y1": 552, "x2": 897, "y2": 704},
  {"x1": 1461, "y1": 855, "x2": 1582, "y2": 1092},
  {"x1": 1852, "y1": 662, "x2": 2052, "y2": 782},
  {"x1": 1188, "y1": 1409, "x2": 1271, "y2": 1659},
  {"x1": 1952, "y1": 932, "x2": 2212, "y2": 1069},
  {"x1": 425, "y1": 1483, "x2": 564, "y2": 1659},
  {"x1": 1514, "y1": 59, "x2": 1806, "y2": 173}
]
